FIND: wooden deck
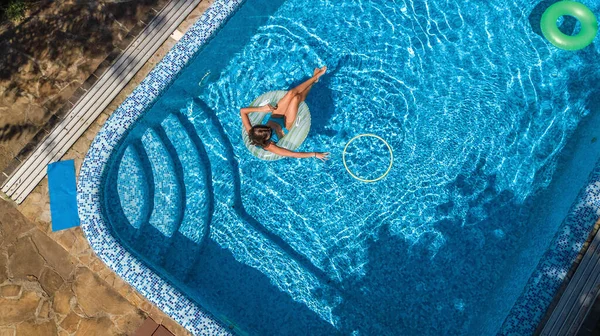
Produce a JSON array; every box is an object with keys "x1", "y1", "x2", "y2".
[
  {"x1": 540, "y1": 228, "x2": 600, "y2": 335},
  {"x1": 1, "y1": 0, "x2": 202, "y2": 204}
]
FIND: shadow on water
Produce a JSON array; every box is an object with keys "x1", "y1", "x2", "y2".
[
  {"x1": 104, "y1": 201, "x2": 339, "y2": 335},
  {"x1": 193, "y1": 97, "x2": 335, "y2": 285},
  {"x1": 331, "y1": 158, "x2": 530, "y2": 335},
  {"x1": 306, "y1": 75, "x2": 338, "y2": 137},
  {"x1": 529, "y1": 0, "x2": 578, "y2": 37},
  {"x1": 187, "y1": 240, "x2": 340, "y2": 336},
  {"x1": 287, "y1": 71, "x2": 338, "y2": 138},
  {"x1": 102, "y1": 149, "x2": 339, "y2": 335},
  {"x1": 101, "y1": 99, "x2": 339, "y2": 334}
]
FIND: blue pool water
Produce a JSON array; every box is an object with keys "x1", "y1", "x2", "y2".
[{"x1": 102, "y1": 0, "x2": 600, "y2": 334}]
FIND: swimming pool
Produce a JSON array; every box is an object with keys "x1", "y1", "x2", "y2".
[{"x1": 79, "y1": 0, "x2": 600, "y2": 335}]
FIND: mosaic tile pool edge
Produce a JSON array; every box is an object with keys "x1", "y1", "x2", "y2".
[
  {"x1": 499, "y1": 157, "x2": 600, "y2": 335},
  {"x1": 76, "y1": 1, "x2": 245, "y2": 335},
  {"x1": 75, "y1": 0, "x2": 600, "y2": 334}
]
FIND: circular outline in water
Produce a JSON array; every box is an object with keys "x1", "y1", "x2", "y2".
[{"x1": 343, "y1": 134, "x2": 394, "y2": 183}]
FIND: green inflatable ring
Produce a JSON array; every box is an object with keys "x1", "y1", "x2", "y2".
[
  {"x1": 242, "y1": 91, "x2": 311, "y2": 161},
  {"x1": 540, "y1": 1, "x2": 598, "y2": 51}
]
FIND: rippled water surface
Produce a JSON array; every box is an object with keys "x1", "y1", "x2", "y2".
[{"x1": 104, "y1": 0, "x2": 600, "y2": 334}]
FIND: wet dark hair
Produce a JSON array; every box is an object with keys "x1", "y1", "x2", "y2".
[{"x1": 248, "y1": 125, "x2": 272, "y2": 148}]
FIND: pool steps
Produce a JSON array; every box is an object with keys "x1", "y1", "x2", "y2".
[
  {"x1": 0, "y1": 0, "x2": 202, "y2": 204},
  {"x1": 116, "y1": 146, "x2": 147, "y2": 229},
  {"x1": 161, "y1": 112, "x2": 213, "y2": 277},
  {"x1": 103, "y1": 145, "x2": 139, "y2": 242},
  {"x1": 130, "y1": 142, "x2": 155, "y2": 232},
  {"x1": 133, "y1": 127, "x2": 183, "y2": 263},
  {"x1": 106, "y1": 98, "x2": 338, "y2": 314},
  {"x1": 161, "y1": 113, "x2": 210, "y2": 244},
  {"x1": 142, "y1": 128, "x2": 182, "y2": 238},
  {"x1": 107, "y1": 119, "x2": 200, "y2": 275},
  {"x1": 187, "y1": 97, "x2": 334, "y2": 284}
]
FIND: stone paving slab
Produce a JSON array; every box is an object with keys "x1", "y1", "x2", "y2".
[
  {"x1": 0, "y1": 1, "x2": 215, "y2": 335},
  {"x1": 0, "y1": 199, "x2": 145, "y2": 336},
  {"x1": 0, "y1": 197, "x2": 192, "y2": 335}
]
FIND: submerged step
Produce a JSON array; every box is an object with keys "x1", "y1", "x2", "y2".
[
  {"x1": 141, "y1": 127, "x2": 183, "y2": 238},
  {"x1": 160, "y1": 113, "x2": 213, "y2": 277},
  {"x1": 117, "y1": 146, "x2": 151, "y2": 230},
  {"x1": 102, "y1": 141, "x2": 151, "y2": 243},
  {"x1": 181, "y1": 99, "x2": 236, "y2": 202},
  {"x1": 161, "y1": 113, "x2": 211, "y2": 244}
]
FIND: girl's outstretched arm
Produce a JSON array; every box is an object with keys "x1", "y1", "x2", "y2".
[{"x1": 265, "y1": 143, "x2": 330, "y2": 161}]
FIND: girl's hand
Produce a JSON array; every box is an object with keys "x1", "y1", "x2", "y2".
[{"x1": 314, "y1": 152, "x2": 330, "y2": 162}]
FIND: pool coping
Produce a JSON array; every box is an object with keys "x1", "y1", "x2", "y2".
[
  {"x1": 539, "y1": 215, "x2": 600, "y2": 334},
  {"x1": 499, "y1": 159, "x2": 600, "y2": 335},
  {"x1": 77, "y1": 1, "x2": 245, "y2": 335},
  {"x1": 76, "y1": 0, "x2": 600, "y2": 335}
]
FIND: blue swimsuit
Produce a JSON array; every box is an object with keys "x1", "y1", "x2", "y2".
[{"x1": 264, "y1": 113, "x2": 287, "y2": 142}]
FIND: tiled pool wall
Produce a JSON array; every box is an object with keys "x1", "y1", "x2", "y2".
[
  {"x1": 499, "y1": 157, "x2": 600, "y2": 335},
  {"x1": 76, "y1": 0, "x2": 600, "y2": 334},
  {"x1": 77, "y1": 1, "x2": 245, "y2": 334}
]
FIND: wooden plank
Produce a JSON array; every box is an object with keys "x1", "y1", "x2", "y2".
[
  {"x1": 1, "y1": 0, "x2": 203, "y2": 203},
  {"x1": 2, "y1": 0, "x2": 185, "y2": 196},
  {"x1": 2, "y1": 0, "x2": 189, "y2": 197},
  {"x1": 9, "y1": 0, "x2": 194, "y2": 203},
  {"x1": 541, "y1": 230, "x2": 600, "y2": 335}
]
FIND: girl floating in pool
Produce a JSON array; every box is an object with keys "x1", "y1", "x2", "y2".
[{"x1": 241, "y1": 67, "x2": 330, "y2": 161}]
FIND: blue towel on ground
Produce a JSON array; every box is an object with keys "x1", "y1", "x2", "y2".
[{"x1": 48, "y1": 160, "x2": 80, "y2": 231}]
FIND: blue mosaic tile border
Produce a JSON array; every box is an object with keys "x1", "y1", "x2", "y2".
[
  {"x1": 499, "y1": 158, "x2": 600, "y2": 335},
  {"x1": 76, "y1": 0, "x2": 600, "y2": 334},
  {"x1": 77, "y1": 1, "x2": 245, "y2": 335}
]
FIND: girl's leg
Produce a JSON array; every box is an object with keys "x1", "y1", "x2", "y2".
[
  {"x1": 295, "y1": 67, "x2": 321, "y2": 102},
  {"x1": 288, "y1": 66, "x2": 326, "y2": 96},
  {"x1": 276, "y1": 67, "x2": 326, "y2": 108},
  {"x1": 297, "y1": 82, "x2": 314, "y2": 102},
  {"x1": 283, "y1": 95, "x2": 302, "y2": 129},
  {"x1": 278, "y1": 83, "x2": 313, "y2": 128}
]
